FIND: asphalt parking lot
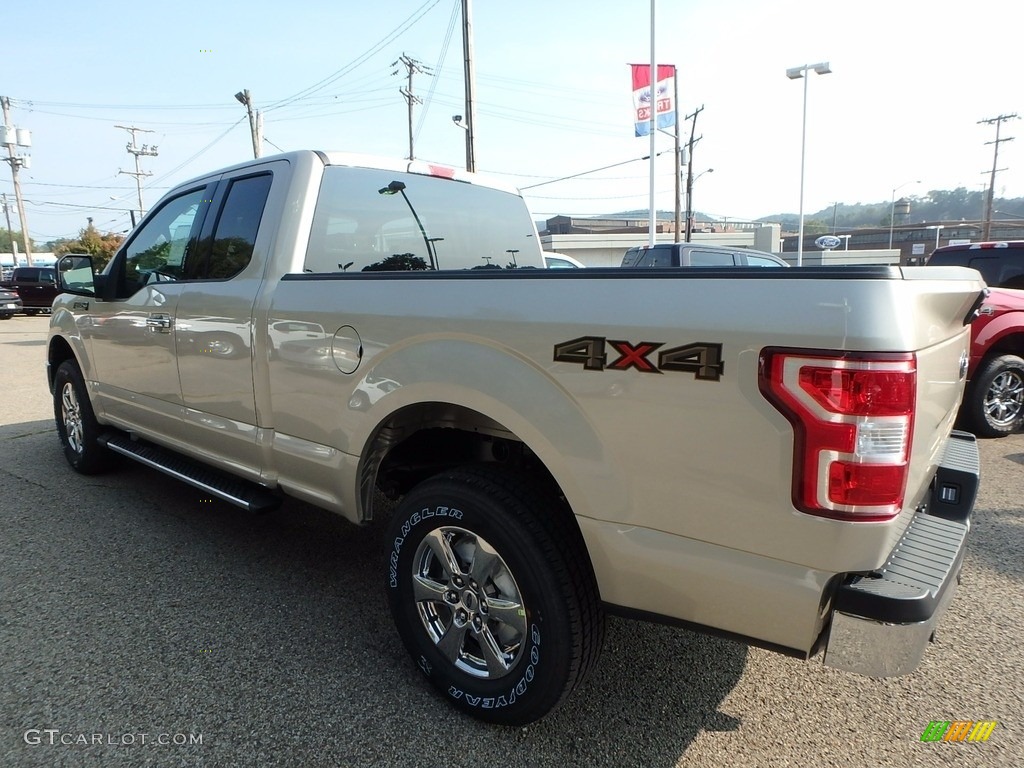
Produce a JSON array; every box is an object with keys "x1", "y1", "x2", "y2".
[{"x1": 2, "y1": 314, "x2": 1022, "y2": 768}]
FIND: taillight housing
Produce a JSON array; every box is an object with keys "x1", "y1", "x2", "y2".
[{"x1": 759, "y1": 349, "x2": 916, "y2": 521}]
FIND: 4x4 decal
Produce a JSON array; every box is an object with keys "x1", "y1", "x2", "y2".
[{"x1": 553, "y1": 336, "x2": 723, "y2": 381}]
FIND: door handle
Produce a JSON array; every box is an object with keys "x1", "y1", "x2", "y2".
[{"x1": 146, "y1": 314, "x2": 173, "y2": 332}]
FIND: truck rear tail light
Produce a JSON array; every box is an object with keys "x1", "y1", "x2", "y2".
[{"x1": 759, "y1": 349, "x2": 916, "y2": 521}]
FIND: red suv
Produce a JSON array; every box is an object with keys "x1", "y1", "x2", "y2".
[{"x1": 928, "y1": 242, "x2": 1024, "y2": 436}]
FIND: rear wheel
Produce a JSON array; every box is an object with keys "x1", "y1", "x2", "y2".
[
  {"x1": 53, "y1": 360, "x2": 113, "y2": 473},
  {"x1": 964, "y1": 354, "x2": 1024, "y2": 437},
  {"x1": 385, "y1": 465, "x2": 603, "y2": 725}
]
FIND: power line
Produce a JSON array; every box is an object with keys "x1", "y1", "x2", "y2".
[
  {"x1": 263, "y1": 0, "x2": 442, "y2": 112},
  {"x1": 147, "y1": 118, "x2": 245, "y2": 187},
  {"x1": 414, "y1": 0, "x2": 459, "y2": 142},
  {"x1": 520, "y1": 150, "x2": 675, "y2": 190}
]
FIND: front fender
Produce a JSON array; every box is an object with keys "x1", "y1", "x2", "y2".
[
  {"x1": 971, "y1": 309, "x2": 1024, "y2": 370},
  {"x1": 47, "y1": 303, "x2": 93, "y2": 395}
]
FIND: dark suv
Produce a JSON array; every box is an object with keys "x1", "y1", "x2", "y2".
[
  {"x1": 927, "y1": 241, "x2": 1024, "y2": 290},
  {"x1": 0, "y1": 266, "x2": 59, "y2": 314},
  {"x1": 926, "y1": 242, "x2": 1024, "y2": 436},
  {"x1": 621, "y1": 243, "x2": 789, "y2": 268}
]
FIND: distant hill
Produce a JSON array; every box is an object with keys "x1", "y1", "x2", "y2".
[
  {"x1": 594, "y1": 209, "x2": 714, "y2": 221},
  {"x1": 759, "y1": 188, "x2": 1024, "y2": 232},
  {"x1": 580, "y1": 188, "x2": 1024, "y2": 232}
]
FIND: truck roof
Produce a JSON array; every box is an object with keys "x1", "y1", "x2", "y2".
[{"x1": 172, "y1": 149, "x2": 521, "y2": 197}]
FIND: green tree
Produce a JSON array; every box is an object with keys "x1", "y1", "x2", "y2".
[
  {"x1": 54, "y1": 221, "x2": 124, "y2": 271},
  {"x1": 0, "y1": 228, "x2": 36, "y2": 254},
  {"x1": 362, "y1": 253, "x2": 429, "y2": 271}
]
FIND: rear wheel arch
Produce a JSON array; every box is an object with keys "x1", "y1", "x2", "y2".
[
  {"x1": 357, "y1": 399, "x2": 606, "y2": 527},
  {"x1": 360, "y1": 400, "x2": 601, "y2": 589}
]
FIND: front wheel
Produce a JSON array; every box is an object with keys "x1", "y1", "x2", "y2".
[
  {"x1": 53, "y1": 360, "x2": 113, "y2": 473},
  {"x1": 964, "y1": 354, "x2": 1024, "y2": 438},
  {"x1": 385, "y1": 466, "x2": 604, "y2": 725}
]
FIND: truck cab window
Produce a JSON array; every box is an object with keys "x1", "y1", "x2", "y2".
[{"x1": 122, "y1": 188, "x2": 207, "y2": 290}]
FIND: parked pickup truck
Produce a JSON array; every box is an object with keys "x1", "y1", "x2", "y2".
[
  {"x1": 47, "y1": 150, "x2": 985, "y2": 725},
  {"x1": 1, "y1": 265, "x2": 59, "y2": 314}
]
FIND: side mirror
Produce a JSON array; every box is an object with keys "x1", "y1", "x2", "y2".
[{"x1": 57, "y1": 254, "x2": 98, "y2": 297}]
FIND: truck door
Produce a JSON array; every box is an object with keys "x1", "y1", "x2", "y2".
[
  {"x1": 174, "y1": 166, "x2": 277, "y2": 475},
  {"x1": 83, "y1": 185, "x2": 213, "y2": 438}
]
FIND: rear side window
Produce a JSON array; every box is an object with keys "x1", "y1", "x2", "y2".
[
  {"x1": 204, "y1": 174, "x2": 273, "y2": 280},
  {"x1": 621, "y1": 248, "x2": 642, "y2": 267},
  {"x1": 689, "y1": 250, "x2": 735, "y2": 266},
  {"x1": 15, "y1": 268, "x2": 39, "y2": 282},
  {"x1": 305, "y1": 167, "x2": 540, "y2": 272},
  {"x1": 745, "y1": 254, "x2": 785, "y2": 267},
  {"x1": 636, "y1": 247, "x2": 674, "y2": 267}
]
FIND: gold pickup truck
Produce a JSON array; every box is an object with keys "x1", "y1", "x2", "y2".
[{"x1": 47, "y1": 150, "x2": 985, "y2": 725}]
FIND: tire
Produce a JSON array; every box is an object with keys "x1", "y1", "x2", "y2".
[
  {"x1": 0, "y1": 313, "x2": 12, "y2": 320},
  {"x1": 964, "y1": 354, "x2": 1024, "y2": 438},
  {"x1": 385, "y1": 465, "x2": 604, "y2": 725},
  {"x1": 53, "y1": 360, "x2": 113, "y2": 474}
]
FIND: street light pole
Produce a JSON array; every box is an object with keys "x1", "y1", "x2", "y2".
[
  {"x1": 888, "y1": 179, "x2": 920, "y2": 250},
  {"x1": 461, "y1": 0, "x2": 477, "y2": 172},
  {"x1": 234, "y1": 90, "x2": 262, "y2": 159},
  {"x1": 786, "y1": 62, "x2": 831, "y2": 267},
  {"x1": 379, "y1": 180, "x2": 436, "y2": 270}
]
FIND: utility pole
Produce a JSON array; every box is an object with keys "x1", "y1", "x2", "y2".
[
  {"x1": 1, "y1": 96, "x2": 34, "y2": 266},
  {"x1": 979, "y1": 113, "x2": 1018, "y2": 240},
  {"x1": 393, "y1": 54, "x2": 431, "y2": 161},
  {"x1": 116, "y1": 125, "x2": 158, "y2": 220},
  {"x1": 461, "y1": 0, "x2": 477, "y2": 172},
  {"x1": 1, "y1": 193, "x2": 17, "y2": 268},
  {"x1": 683, "y1": 105, "x2": 704, "y2": 243},
  {"x1": 672, "y1": 75, "x2": 681, "y2": 242},
  {"x1": 234, "y1": 90, "x2": 262, "y2": 159}
]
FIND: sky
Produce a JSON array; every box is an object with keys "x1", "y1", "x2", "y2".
[{"x1": 3, "y1": 0, "x2": 1023, "y2": 245}]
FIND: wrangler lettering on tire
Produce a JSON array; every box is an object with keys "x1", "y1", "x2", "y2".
[{"x1": 385, "y1": 465, "x2": 604, "y2": 725}]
